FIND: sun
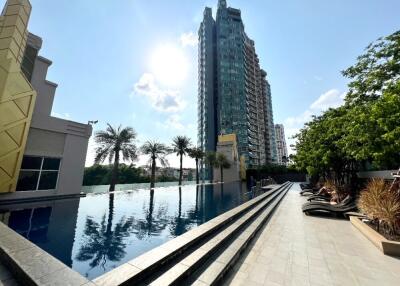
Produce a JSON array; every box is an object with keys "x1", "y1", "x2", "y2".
[{"x1": 150, "y1": 44, "x2": 188, "y2": 87}]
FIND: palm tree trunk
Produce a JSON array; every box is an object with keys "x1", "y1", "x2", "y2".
[
  {"x1": 107, "y1": 193, "x2": 114, "y2": 235},
  {"x1": 195, "y1": 158, "x2": 199, "y2": 185},
  {"x1": 147, "y1": 189, "x2": 154, "y2": 234},
  {"x1": 150, "y1": 156, "x2": 156, "y2": 189},
  {"x1": 109, "y1": 150, "x2": 120, "y2": 192},
  {"x1": 220, "y1": 167, "x2": 223, "y2": 183},
  {"x1": 179, "y1": 153, "x2": 183, "y2": 186}
]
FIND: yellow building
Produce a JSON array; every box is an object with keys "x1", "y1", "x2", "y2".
[
  {"x1": 0, "y1": 0, "x2": 36, "y2": 194},
  {"x1": 0, "y1": 0, "x2": 91, "y2": 201}
]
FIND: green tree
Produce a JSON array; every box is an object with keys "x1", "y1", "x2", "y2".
[
  {"x1": 188, "y1": 147, "x2": 204, "y2": 184},
  {"x1": 172, "y1": 136, "x2": 192, "y2": 186},
  {"x1": 293, "y1": 30, "x2": 400, "y2": 182},
  {"x1": 342, "y1": 30, "x2": 400, "y2": 105},
  {"x1": 140, "y1": 141, "x2": 170, "y2": 189},
  {"x1": 94, "y1": 124, "x2": 138, "y2": 192}
]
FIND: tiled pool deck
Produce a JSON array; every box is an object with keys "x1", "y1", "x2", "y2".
[{"x1": 223, "y1": 183, "x2": 400, "y2": 286}]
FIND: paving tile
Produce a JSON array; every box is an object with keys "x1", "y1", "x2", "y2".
[
  {"x1": 10, "y1": 246, "x2": 65, "y2": 280},
  {"x1": 36, "y1": 267, "x2": 88, "y2": 286},
  {"x1": 93, "y1": 263, "x2": 141, "y2": 286},
  {"x1": 198, "y1": 260, "x2": 225, "y2": 284},
  {"x1": 150, "y1": 263, "x2": 188, "y2": 286},
  {"x1": 222, "y1": 183, "x2": 400, "y2": 286}
]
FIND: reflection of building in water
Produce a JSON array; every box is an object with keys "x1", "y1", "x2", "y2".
[
  {"x1": 0, "y1": 198, "x2": 80, "y2": 267},
  {"x1": 196, "y1": 182, "x2": 248, "y2": 222}
]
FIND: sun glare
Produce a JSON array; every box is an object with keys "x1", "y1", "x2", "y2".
[{"x1": 151, "y1": 44, "x2": 188, "y2": 86}]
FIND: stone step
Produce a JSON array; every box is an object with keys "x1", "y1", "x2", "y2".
[
  {"x1": 94, "y1": 182, "x2": 291, "y2": 286},
  {"x1": 191, "y1": 183, "x2": 291, "y2": 286},
  {"x1": 148, "y1": 183, "x2": 292, "y2": 286}
]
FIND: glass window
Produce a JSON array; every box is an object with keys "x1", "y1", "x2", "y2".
[
  {"x1": 38, "y1": 171, "x2": 58, "y2": 190},
  {"x1": 17, "y1": 156, "x2": 61, "y2": 192},
  {"x1": 21, "y1": 156, "x2": 42, "y2": 170},
  {"x1": 16, "y1": 171, "x2": 40, "y2": 191},
  {"x1": 42, "y1": 158, "x2": 60, "y2": 170}
]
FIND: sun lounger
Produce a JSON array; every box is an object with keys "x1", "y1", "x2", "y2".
[
  {"x1": 300, "y1": 183, "x2": 312, "y2": 190},
  {"x1": 302, "y1": 202, "x2": 357, "y2": 217},
  {"x1": 299, "y1": 188, "x2": 319, "y2": 196},
  {"x1": 307, "y1": 194, "x2": 330, "y2": 202}
]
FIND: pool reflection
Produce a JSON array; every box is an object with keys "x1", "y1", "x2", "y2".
[{"x1": 0, "y1": 182, "x2": 250, "y2": 279}]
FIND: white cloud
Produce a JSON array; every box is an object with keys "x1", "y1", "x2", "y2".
[
  {"x1": 157, "y1": 114, "x2": 185, "y2": 130},
  {"x1": 134, "y1": 73, "x2": 186, "y2": 113},
  {"x1": 284, "y1": 110, "x2": 313, "y2": 128},
  {"x1": 310, "y1": 89, "x2": 345, "y2": 111},
  {"x1": 180, "y1": 32, "x2": 198, "y2": 47},
  {"x1": 283, "y1": 88, "x2": 346, "y2": 155}
]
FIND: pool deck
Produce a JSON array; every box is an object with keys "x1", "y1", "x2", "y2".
[{"x1": 223, "y1": 183, "x2": 400, "y2": 286}]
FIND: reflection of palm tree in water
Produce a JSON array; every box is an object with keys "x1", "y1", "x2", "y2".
[
  {"x1": 133, "y1": 189, "x2": 169, "y2": 239},
  {"x1": 76, "y1": 194, "x2": 134, "y2": 276},
  {"x1": 170, "y1": 187, "x2": 195, "y2": 236}
]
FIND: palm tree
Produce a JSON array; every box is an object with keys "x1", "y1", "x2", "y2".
[
  {"x1": 188, "y1": 147, "x2": 204, "y2": 184},
  {"x1": 141, "y1": 140, "x2": 170, "y2": 189},
  {"x1": 172, "y1": 136, "x2": 192, "y2": 186},
  {"x1": 94, "y1": 124, "x2": 138, "y2": 192},
  {"x1": 214, "y1": 152, "x2": 231, "y2": 183}
]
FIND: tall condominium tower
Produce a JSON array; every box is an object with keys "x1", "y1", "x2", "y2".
[
  {"x1": 275, "y1": 124, "x2": 288, "y2": 165},
  {"x1": 198, "y1": 0, "x2": 276, "y2": 176}
]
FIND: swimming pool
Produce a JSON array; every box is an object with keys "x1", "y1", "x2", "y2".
[{"x1": 0, "y1": 182, "x2": 252, "y2": 279}]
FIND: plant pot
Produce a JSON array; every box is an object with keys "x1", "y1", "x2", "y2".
[{"x1": 350, "y1": 216, "x2": 400, "y2": 257}]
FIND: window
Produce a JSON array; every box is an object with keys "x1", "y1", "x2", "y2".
[{"x1": 16, "y1": 156, "x2": 61, "y2": 191}]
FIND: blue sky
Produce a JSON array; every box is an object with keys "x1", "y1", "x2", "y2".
[{"x1": 9, "y1": 0, "x2": 400, "y2": 167}]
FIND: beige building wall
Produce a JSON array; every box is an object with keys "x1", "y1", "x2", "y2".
[
  {"x1": 213, "y1": 134, "x2": 240, "y2": 183},
  {"x1": 0, "y1": 31, "x2": 92, "y2": 201}
]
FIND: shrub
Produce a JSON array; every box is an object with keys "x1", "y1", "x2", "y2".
[{"x1": 358, "y1": 179, "x2": 400, "y2": 235}]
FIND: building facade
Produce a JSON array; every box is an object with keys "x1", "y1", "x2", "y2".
[
  {"x1": 198, "y1": 0, "x2": 277, "y2": 177},
  {"x1": 0, "y1": 1, "x2": 91, "y2": 202},
  {"x1": 275, "y1": 124, "x2": 288, "y2": 165}
]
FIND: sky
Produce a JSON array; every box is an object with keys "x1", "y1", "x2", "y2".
[{"x1": 7, "y1": 0, "x2": 399, "y2": 168}]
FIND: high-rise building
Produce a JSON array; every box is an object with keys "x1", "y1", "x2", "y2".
[
  {"x1": 275, "y1": 124, "x2": 288, "y2": 165},
  {"x1": 198, "y1": 0, "x2": 276, "y2": 177}
]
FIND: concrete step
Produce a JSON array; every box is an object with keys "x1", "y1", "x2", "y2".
[
  {"x1": 94, "y1": 182, "x2": 291, "y2": 286},
  {"x1": 191, "y1": 183, "x2": 291, "y2": 285},
  {"x1": 148, "y1": 183, "x2": 292, "y2": 286}
]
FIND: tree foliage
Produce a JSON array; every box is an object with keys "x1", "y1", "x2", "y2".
[{"x1": 293, "y1": 30, "x2": 400, "y2": 183}]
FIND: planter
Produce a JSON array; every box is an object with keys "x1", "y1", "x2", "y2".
[{"x1": 350, "y1": 216, "x2": 400, "y2": 257}]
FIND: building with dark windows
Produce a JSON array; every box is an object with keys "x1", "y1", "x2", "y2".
[
  {"x1": 275, "y1": 124, "x2": 288, "y2": 166},
  {"x1": 198, "y1": 0, "x2": 277, "y2": 178}
]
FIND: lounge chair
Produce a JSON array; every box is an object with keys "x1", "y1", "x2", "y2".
[
  {"x1": 299, "y1": 188, "x2": 319, "y2": 196},
  {"x1": 300, "y1": 183, "x2": 312, "y2": 190},
  {"x1": 302, "y1": 196, "x2": 357, "y2": 217},
  {"x1": 307, "y1": 194, "x2": 330, "y2": 202},
  {"x1": 303, "y1": 195, "x2": 352, "y2": 207}
]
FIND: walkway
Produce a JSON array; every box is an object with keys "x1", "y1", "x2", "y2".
[{"x1": 223, "y1": 183, "x2": 400, "y2": 286}]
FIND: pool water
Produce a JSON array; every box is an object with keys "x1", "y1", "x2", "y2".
[{"x1": 0, "y1": 182, "x2": 252, "y2": 279}]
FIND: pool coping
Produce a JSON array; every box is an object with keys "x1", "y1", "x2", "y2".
[
  {"x1": 0, "y1": 222, "x2": 93, "y2": 286},
  {"x1": 0, "y1": 182, "x2": 289, "y2": 286},
  {"x1": 93, "y1": 182, "x2": 290, "y2": 286}
]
